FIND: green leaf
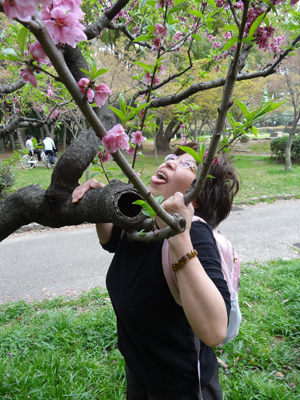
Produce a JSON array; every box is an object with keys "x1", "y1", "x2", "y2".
[
  {"x1": 223, "y1": 36, "x2": 239, "y2": 51},
  {"x1": 188, "y1": 10, "x2": 204, "y2": 18},
  {"x1": 79, "y1": 68, "x2": 91, "y2": 77},
  {"x1": 155, "y1": 195, "x2": 164, "y2": 204},
  {"x1": 132, "y1": 200, "x2": 155, "y2": 219},
  {"x1": 134, "y1": 35, "x2": 154, "y2": 42},
  {"x1": 119, "y1": 93, "x2": 126, "y2": 115},
  {"x1": 0, "y1": 48, "x2": 21, "y2": 61},
  {"x1": 227, "y1": 112, "x2": 235, "y2": 130},
  {"x1": 248, "y1": 12, "x2": 266, "y2": 39},
  {"x1": 224, "y1": 25, "x2": 239, "y2": 35},
  {"x1": 234, "y1": 98, "x2": 250, "y2": 120},
  {"x1": 250, "y1": 125, "x2": 258, "y2": 136},
  {"x1": 94, "y1": 68, "x2": 109, "y2": 79},
  {"x1": 133, "y1": 61, "x2": 151, "y2": 72},
  {"x1": 259, "y1": 87, "x2": 269, "y2": 110},
  {"x1": 18, "y1": 26, "x2": 29, "y2": 56},
  {"x1": 177, "y1": 145, "x2": 202, "y2": 164},
  {"x1": 108, "y1": 105, "x2": 126, "y2": 122},
  {"x1": 192, "y1": 34, "x2": 202, "y2": 42}
]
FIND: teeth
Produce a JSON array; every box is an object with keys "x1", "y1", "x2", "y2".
[{"x1": 157, "y1": 172, "x2": 167, "y2": 181}]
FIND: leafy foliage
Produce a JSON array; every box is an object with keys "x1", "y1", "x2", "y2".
[
  {"x1": 271, "y1": 136, "x2": 300, "y2": 163},
  {"x1": 0, "y1": 163, "x2": 15, "y2": 199}
]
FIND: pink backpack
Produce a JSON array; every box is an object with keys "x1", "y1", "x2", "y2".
[{"x1": 162, "y1": 215, "x2": 241, "y2": 345}]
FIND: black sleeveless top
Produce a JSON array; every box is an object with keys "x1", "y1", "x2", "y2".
[{"x1": 102, "y1": 221, "x2": 231, "y2": 397}]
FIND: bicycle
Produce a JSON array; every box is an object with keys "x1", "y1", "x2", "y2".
[{"x1": 20, "y1": 150, "x2": 58, "y2": 170}]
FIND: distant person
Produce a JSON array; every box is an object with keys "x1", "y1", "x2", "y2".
[
  {"x1": 43, "y1": 134, "x2": 57, "y2": 165},
  {"x1": 25, "y1": 135, "x2": 41, "y2": 163}
]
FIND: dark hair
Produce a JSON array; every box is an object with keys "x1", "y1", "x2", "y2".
[
  {"x1": 174, "y1": 142, "x2": 241, "y2": 228},
  {"x1": 45, "y1": 134, "x2": 50, "y2": 137}
]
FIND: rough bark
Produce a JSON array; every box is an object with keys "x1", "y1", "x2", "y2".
[{"x1": 0, "y1": 129, "x2": 146, "y2": 242}]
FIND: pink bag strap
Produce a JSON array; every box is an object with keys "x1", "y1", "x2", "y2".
[{"x1": 161, "y1": 240, "x2": 181, "y2": 306}]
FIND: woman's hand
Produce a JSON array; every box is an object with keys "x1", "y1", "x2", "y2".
[
  {"x1": 156, "y1": 192, "x2": 194, "y2": 233},
  {"x1": 72, "y1": 179, "x2": 104, "y2": 203}
]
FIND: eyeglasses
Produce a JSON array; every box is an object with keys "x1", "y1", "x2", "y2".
[{"x1": 165, "y1": 154, "x2": 197, "y2": 172}]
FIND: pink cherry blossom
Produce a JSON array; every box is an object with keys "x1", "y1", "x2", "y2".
[
  {"x1": 151, "y1": 37, "x2": 162, "y2": 52},
  {"x1": 51, "y1": 109, "x2": 59, "y2": 119},
  {"x1": 3, "y1": 0, "x2": 51, "y2": 22},
  {"x1": 48, "y1": 86, "x2": 53, "y2": 98},
  {"x1": 126, "y1": 147, "x2": 136, "y2": 156},
  {"x1": 44, "y1": 6, "x2": 87, "y2": 48},
  {"x1": 158, "y1": 65, "x2": 166, "y2": 75},
  {"x1": 94, "y1": 84, "x2": 112, "y2": 107},
  {"x1": 235, "y1": 1, "x2": 244, "y2": 10},
  {"x1": 144, "y1": 73, "x2": 152, "y2": 84},
  {"x1": 102, "y1": 124, "x2": 129, "y2": 153},
  {"x1": 20, "y1": 69, "x2": 37, "y2": 88},
  {"x1": 78, "y1": 78, "x2": 94, "y2": 102},
  {"x1": 223, "y1": 32, "x2": 232, "y2": 40},
  {"x1": 180, "y1": 124, "x2": 185, "y2": 129},
  {"x1": 155, "y1": 0, "x2": 174, "y2": 9},
  {"x1": 153, "y1": 23, "x2": 169, "y2": 38},
  {"x1": 30, "y1": 41, "x2": 48, "y2": 63},
  {"x1": 173, "y1": 32, "x2": 182, "y2": 41},
  {"x1": 181, "y1": 133, "x2": 187, "y2": 145},
  {"x1": 98, "y1": 150, "x2": 111, "y2": 162},
  {"x1": 131, "y1": 131, "x2": 146, "y2": 146}
]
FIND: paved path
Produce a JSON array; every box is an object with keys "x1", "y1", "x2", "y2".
[{"x1": 1, "y1": 199, "x2": 299, "y2": 304}]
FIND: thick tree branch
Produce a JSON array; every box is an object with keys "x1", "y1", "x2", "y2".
[
  {"x1": 0, "y1": 79, "x2": 26, "y2": 97},
  {"x1": 84, "y1": 0, "x2": 131, "y2": 40}
]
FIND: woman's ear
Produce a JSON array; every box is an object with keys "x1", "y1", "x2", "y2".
[{"x1": 192, "y1": 199, "x2": 200, "y2": 209}]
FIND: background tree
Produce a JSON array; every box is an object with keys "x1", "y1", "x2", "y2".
[{"x1": 267, "y1": 50, "x2": 300, "y2": 170}]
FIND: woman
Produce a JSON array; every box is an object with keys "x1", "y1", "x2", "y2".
[{"x1": 72, "y1": 143, "x2": 240, "y2": 400}]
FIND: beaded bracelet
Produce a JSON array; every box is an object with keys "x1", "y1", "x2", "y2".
[{"x1": 172, "y1": 249, "x2": 198, "y2": 271}]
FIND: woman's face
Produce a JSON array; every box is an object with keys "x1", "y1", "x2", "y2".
[{"x1": 148, "y1": 153, "x2": 197, "y2": 200}]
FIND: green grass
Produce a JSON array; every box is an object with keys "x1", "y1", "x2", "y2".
[
  {"x1": 218, "y1": 258, "x2": 300, "y2": 399},
  {"x1": 0, "y1": 259, "x2": 299, "y2": 399},
  {"x1": 233, "y1": 156, "x2": 300, "y2": 201},
  {"x1": 4, "y1": 153, "x2": 300, "y2": 202}
]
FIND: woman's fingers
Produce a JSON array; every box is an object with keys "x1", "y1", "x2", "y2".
[{"x1": 72, "y1": 179, "x2": 104, "y2": 203}]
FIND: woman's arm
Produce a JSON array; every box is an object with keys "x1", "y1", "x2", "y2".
[
  {"x1": 72, "y1": 179, "x2": 113, "y2": 245},
  {"x1": 158, "y1": 192, "x2": 228, "y2": 347}
]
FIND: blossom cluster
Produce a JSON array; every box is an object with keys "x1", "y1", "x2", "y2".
[
  {"x1": 3, "y1": 0, "x2": 87, "y2": 48},
  {"x1": 41, "y1": 1, "x2": 87, "y2": 48},
  {"x1": 3, "y1": 0, "x2": 51, "y2": 22},
  {"x1": 77, "y1": 78, "x2": 112, "y2": 108},
  {"x1": 102, "y1": 125, "x2": 146, "y2": 156}
]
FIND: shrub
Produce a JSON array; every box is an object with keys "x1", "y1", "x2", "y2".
[
  {"x1": 0, "y1": 162, "x2": 15, "y2": 198},
  {"x1": 270, "y1": 135, "x2": 300, "y2": 163}
]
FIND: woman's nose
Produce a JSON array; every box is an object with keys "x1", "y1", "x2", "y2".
[{"x1": 165, "y1": 159, "x2": 177, "y2": 169}]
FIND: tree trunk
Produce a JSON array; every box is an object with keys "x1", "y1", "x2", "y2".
[
  {"x1": 156, "y1": 120, "x2": 180, "y2": 152},
  {"x1": 285, "y1": 132, "x2": 295, "y2": 171},
  {"x1": 0, "y1": 138, "x2": 5, "y2": 153},
  {"x1": 17, "y1": 129, "x2": 25, "y2": 150},
  {"x1": 9, "y1": 134, "x2": 16, "y2": 151},
  {"x1": 63, "y1": 125, "x2": 67, "y2": 152},
  {"x1": 154, "y1": 117, "x2": 163, "y2": 165}
]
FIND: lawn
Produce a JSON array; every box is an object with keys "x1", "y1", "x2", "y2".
[
  {"x1": 4, "y1": 152, "x2": 300, "y2": 203},
  {"x1": 0, "y1": 258, "x2": 299, "y2": 399}
]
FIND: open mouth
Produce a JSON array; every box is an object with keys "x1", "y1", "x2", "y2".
[
  {"x1": 150, "y1": 170, "x2": 168, "y2": 185},
  {"x1": 157, "y1": 171, "x2": 167, "y2": 181}
]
